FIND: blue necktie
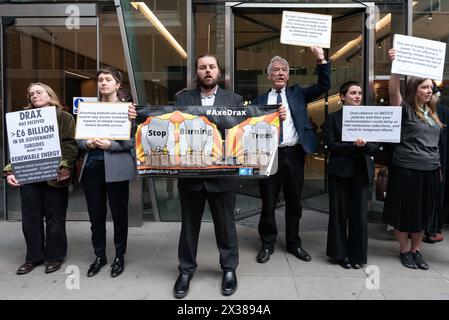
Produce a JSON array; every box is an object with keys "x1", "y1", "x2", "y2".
[{"x1": 276, "y1": 90, "x2": 283, "y2": 144}]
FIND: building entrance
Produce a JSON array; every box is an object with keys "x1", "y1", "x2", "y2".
[{"x1": 224, "y1": 2, "x2": 375, "y2": 217}]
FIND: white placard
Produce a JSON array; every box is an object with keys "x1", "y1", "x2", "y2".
[
  {"x1": 280, "y1": 11, "x2": 332, "y2": 48},
  {"x1": 392, "y1": 34, "x2": 446, "y2": 81},
  {"x1": 342, "y1": 106, "x2": 402, "y2": 143},
  {"x1": 72, "y1": 96, "x2": 98, "y2": 115},
  {"x1": 75, "y1": 102, "x2": 131, "y2": 140},
  {"x1": 6, "y1": 106, "x2": 62, "y2": 184}
]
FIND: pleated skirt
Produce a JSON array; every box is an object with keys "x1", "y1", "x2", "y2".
[{"x1": 383, "y1": 164, "x2": 440, "y2": 233}]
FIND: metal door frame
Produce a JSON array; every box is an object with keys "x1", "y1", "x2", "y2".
[{"x1": 224, "y1": 1, "x2": 376, "y2": 105}]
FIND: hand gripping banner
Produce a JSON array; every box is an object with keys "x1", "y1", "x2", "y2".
[{"x1": 134, "y1": 105, "x2": 280, "y2": 177}]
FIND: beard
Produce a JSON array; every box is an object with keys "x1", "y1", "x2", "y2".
[{"x1": 198, "y1": 76, "x2": 219, "y2": 89}]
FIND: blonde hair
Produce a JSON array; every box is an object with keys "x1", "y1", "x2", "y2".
[{"x1": 26, "y1": 82, "x2": 61, "y2": 110}]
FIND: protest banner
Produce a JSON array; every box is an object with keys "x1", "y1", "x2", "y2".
[
  {"x1": 6, "y1": 106, "x2": 62, "y2": 184},
  {"x1": 135, "y1": 105, "x2": 280, "y2": 177},
  {"x1": 280, "y1": 11, "x2": 332, "y2": 48},
  {"x1": 342, "y1": 106, "x2": 402, "y2": 143},
  {"x1": 75, "y1": 102, "x2": 131, "y2": 140},
  {"x1": 392, "y1": 34, "x2": 446, "y2": 81}
]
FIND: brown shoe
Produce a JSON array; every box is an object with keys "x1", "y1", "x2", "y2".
[
  {"x1": 423, "y1": 233, "x2": 444, "y2": 244},
  {"x1": 45, "y1": 261, "x2": 63, "y2": 274},
  {"x1": 16, "y1": 261, "x2": 43, "y2": 275}
]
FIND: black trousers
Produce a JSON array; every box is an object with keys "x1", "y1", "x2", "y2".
[
  {"x1": 20, "y1": 182, "x2": 68, "y2": 264},
  {"x1": 258, "y1": 145, "x2": 305, "y2": 251},
  {"x1": 178, "y1": 188, "x2": 239, "y2": 275},
  {"x1": 82, "y1": 159, "x2": 129, "y2": 258},
  {"x1": 326, "y1": 162, "x2": 368, "y2": 264}
]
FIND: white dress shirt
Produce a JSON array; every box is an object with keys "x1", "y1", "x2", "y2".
[
  {"x1": 200, "y1": 86, "x2": 218, "y2": 106},
  {"x1": 267, "y1": 87, "x2": 298, "y2": 147}
]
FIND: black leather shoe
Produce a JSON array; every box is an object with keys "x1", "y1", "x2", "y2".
[
  {"x1": 87, "y1": 256, "x2": 107, "y2": 277},
  {"x1": 399, "y1": 251, "x2": 417, "y2": 269},
  {"x1": 16, "y1": 260, "x2": 44, "y2": 275},
  {"x1": 256, "y1": 248, "x2": 273, "y2": 264},
  {"x1": 351, "y1": 263, "x2": 362, "y2": 269},
  {"x1": 412, "y1": 251, "x2": 429, "y2": 270},
  {"x1": 110, "y1": 256, "x2": 125, "y2": 278},
  {"x1": 221, "y1": 270, "x2": 238, "y2": 296},
  {"x1": 45, "y1": 261, "x2": 63, "y2": 274},
  {"x1": 174, "y1": 273, "x2": 193, "y2": 299},
  {"x1": 337, "y1": 257, "x2": 352, "y2": 269},
  {"x1": 287, "y1": 247, "x2": 312, "y2": 262}
]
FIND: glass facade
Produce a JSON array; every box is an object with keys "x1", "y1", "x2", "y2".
[
  {"x1": 1, "y1": 0, "x2": 448, "y2": 223},
  {"x1": 1, "y1": 2, "x2": 134, "y2": 221},
  {"x1": 117, "y1": 0, "x2": 407, "y2": 221}
]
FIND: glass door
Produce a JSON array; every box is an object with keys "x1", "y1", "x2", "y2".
[
  {"x1": 228, "y1": 3, "x2": 371, "y2": 217},
  {"x1": 2, "y1": 15, "x2": 98, "y2": 220}
]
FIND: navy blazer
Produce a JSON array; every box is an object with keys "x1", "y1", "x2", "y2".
[
  {"x1": 175, "y1": 87, "x2": 243, "y2": 192},
  {"x1": 324, "y1": 110, "x2": 378, "y2": 184},
  {"x1": 252, "y1": 63, "x2": 331, "y2": 154}
]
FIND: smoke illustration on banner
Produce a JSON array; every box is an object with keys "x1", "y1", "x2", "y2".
[{"x1": 135, "y1": 105, "x2": 280, "y2": 177}]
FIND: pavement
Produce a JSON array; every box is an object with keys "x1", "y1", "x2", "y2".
[{"x1": 1, "y1": 209, "x2": 449, "y2": 300}]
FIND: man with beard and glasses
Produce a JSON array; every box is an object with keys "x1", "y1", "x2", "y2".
[{"x1": 252, "y1": 46, "x2": 331, "y2": 265}]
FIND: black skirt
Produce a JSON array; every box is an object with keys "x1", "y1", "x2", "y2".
[{"x1": 383, "y1": 164, "x2": 440, "y2": 233}]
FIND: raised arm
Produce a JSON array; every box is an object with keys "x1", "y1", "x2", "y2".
[{"x1": 388, "y1": 49, "x2": 402, "y2": 106}]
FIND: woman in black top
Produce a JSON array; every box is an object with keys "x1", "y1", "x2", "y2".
[
  {"x1": 385, "y1": 49, "x2": 442, "y2": 270},
  {"x1": 324, "y1": 81, "x2": 377, "y2": 269}
]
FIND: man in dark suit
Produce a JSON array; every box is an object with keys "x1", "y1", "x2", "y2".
[
  {"x1": 173, "y1": 54, "x2": 243, "y2": 298},
  {"x1": 252, "y1": 46, "x2": 331, "y2": 264}
]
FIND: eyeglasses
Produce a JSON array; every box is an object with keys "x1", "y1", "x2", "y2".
[{"x1": 28, "y1": 90, "x2": 45, "y2": 98}]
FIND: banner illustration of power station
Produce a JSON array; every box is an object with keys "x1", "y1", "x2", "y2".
[{"x1": 135, "y1": 105, "x2": 280, "y2": 177}]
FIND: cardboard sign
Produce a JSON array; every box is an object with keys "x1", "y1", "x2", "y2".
[
  {"x1": 392, "y1": 34, "x2": 446, "y2": 81},
  {"x1": 6, "y1": 106, "x2": 61, "y2": 184},
  {"x1": 75, "y1": 102, "x2": 131, "y2": 140},
  {"x1": 342, "y1": 106, "x2": 402, "y2": 143},
  {"x1": 280, "y1": 11, "x2": 332, "y2": 48}
]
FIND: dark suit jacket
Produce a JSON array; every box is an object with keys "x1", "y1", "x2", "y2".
[
  {"x1": 324, "y1": 110, "x2": 377, "y2": 183},
  {"x1": 175, "y1": 87, "x2": 243, "y2": 192},
  {"x1": 251, "y1": 63, "x2": 331, "y2": 154}
]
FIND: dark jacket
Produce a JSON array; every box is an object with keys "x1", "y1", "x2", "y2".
[
  {"x1": 251, "y1": 62, "x2": 331, "y2": 154},
  {"x1": 324, "y1": 109, "x2": 377, "y2": 183},
  {"x1": 175, "y1": 87, "x2": 243, "y2": 192}
]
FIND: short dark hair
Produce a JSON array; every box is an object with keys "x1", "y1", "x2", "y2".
[
  {"x1": 195, "y1": 54, "x2": 220, "y2": 70},
  {"x1": 97, "y1": 66, "x2": 123, "y2": 84},
  {"x1": 339, "y1": 81, "x2": 362, "y2": 97}
]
